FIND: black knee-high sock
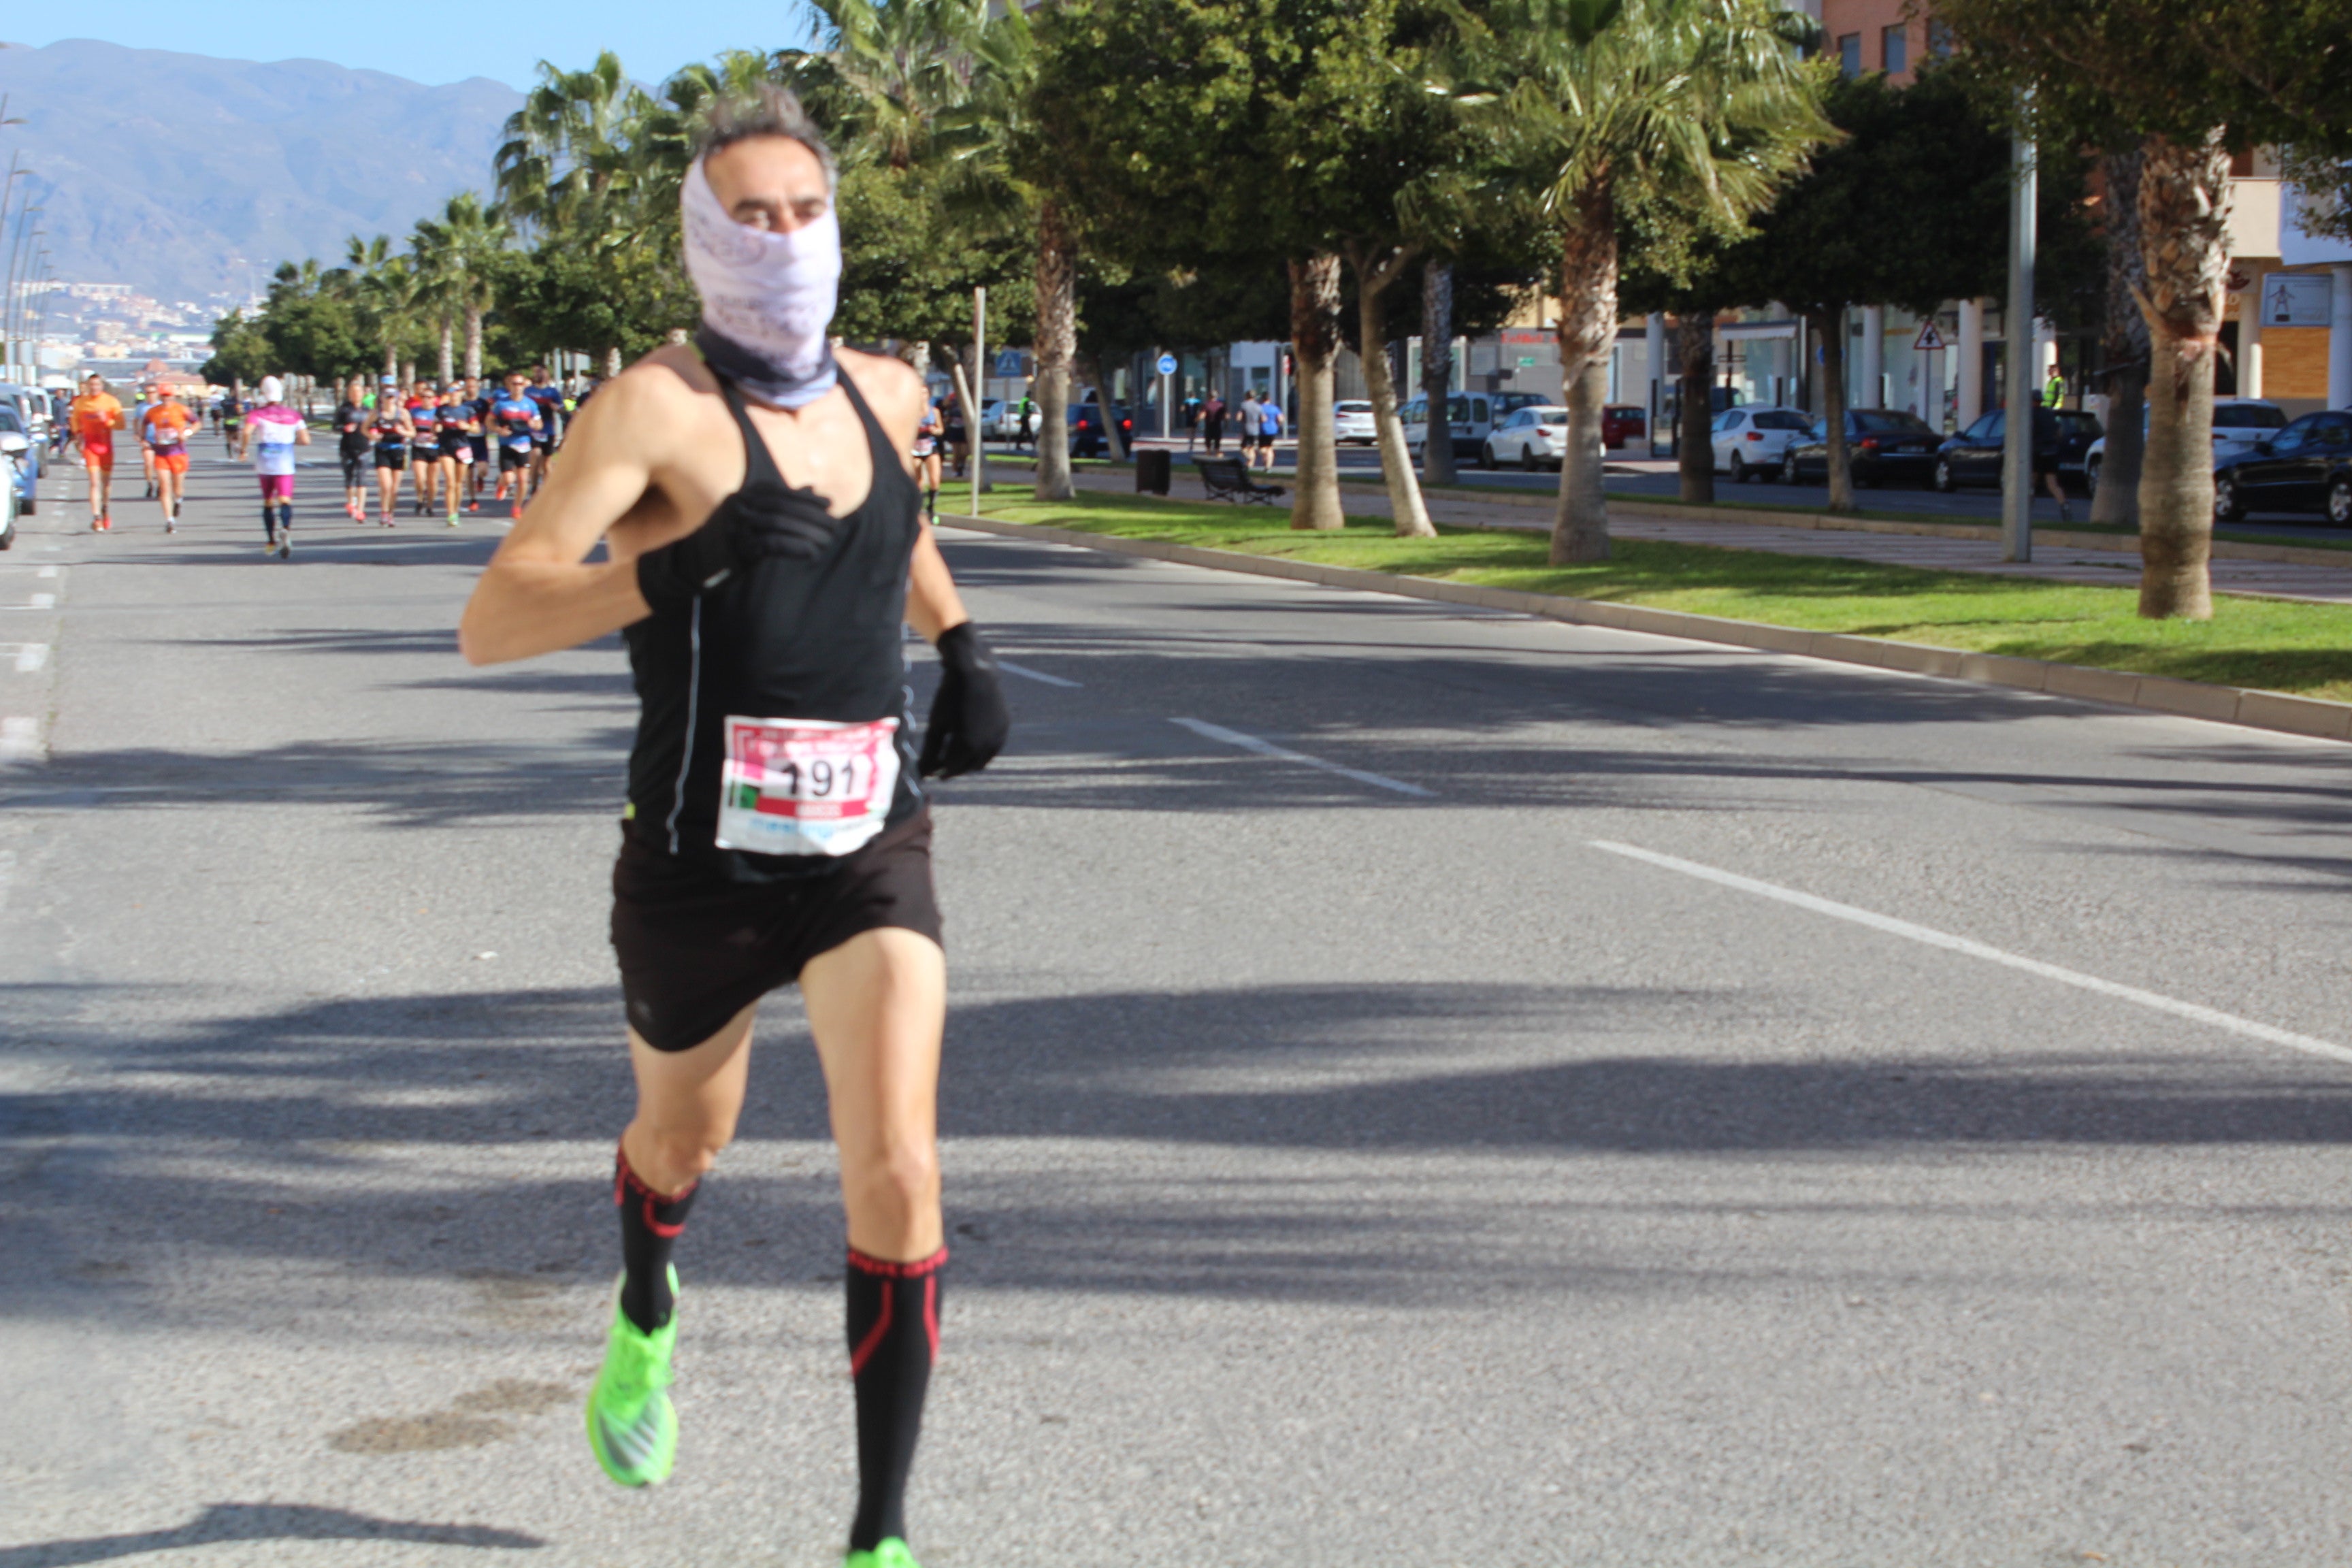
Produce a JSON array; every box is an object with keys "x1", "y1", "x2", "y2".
[
  {"x1": 276, "y1": 503, "x2": 293, "y2": 535},
  {"x1": 846, "y1": 1246, "x2": 946, "y2": 1552},
  {"x1": 615, "y1": 1143, "x2": 698, "y2": 1333}
]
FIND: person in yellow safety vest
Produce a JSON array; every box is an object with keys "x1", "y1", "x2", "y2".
[{"x1": 2042, "y1": 368, "x2": 2065, "y2": 408}]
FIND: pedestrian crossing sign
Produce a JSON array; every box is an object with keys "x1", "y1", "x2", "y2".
[{"x1": 1913, "y1": 321, "x2": 1947, "y2": 351}]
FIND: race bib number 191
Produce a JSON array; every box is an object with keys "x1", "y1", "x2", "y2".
[{"x1": 715, "y1": 715, "x2": 900, "y2": 857}]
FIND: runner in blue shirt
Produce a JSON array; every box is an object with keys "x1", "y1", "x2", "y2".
[{"x1": 488, "y1": 370, "x2": 544, "y2": 514}]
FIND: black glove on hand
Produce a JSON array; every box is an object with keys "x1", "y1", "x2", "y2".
[
  {"x1": 636, "y1": 484, "x2": 846, "y2": 612},
  {"x1": 919, "y1": 621, "x2": 1010, "y2": 779}
]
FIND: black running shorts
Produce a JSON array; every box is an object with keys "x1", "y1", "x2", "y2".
[
  {"x1": 499, "y1": 446, "x2": 532, "y2": 472},
  {"x1": 374, "y1": 443, "x2": 407, "y2": 472},
  {"x1": 610, "y1": 809, "x2": 943, "y2": 1052}
]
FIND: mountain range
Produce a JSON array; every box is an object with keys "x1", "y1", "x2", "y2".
[{"x1": 0, "y1": 39, "x2": 521, "y2": 301}]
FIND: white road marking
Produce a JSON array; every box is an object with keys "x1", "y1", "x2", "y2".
[
  {"x1": 0, "y1": 717, "x2": 39, "y2": 758},
  {"x1": 998, "y1": 659, "x2": 1081, "y2": 688},
  {"x1": 37, "y1": 566, "x2": 56, "y2": 578},
  {"x1": 1171, "y1": 717, "x2": 1436, "y2": 798},
  {"x1": 27, "y1": 593, "x2": 53, "y2": 609},
  {"x1": 13, "y1": 644, "x2": 46, "y2": 672},
  {"x1": 1590, "y1": 839, "x2": 2352, "y2": 1068}
]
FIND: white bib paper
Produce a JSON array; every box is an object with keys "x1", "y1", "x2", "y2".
[{"x1": 715, "y1": 715, "x2": 899, "y2": 858}]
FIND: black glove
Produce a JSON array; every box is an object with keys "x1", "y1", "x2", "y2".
[
  {"x1": 635, "y1": 484, "x2": 845, "y2": 612},
  {"x1": 919, "y1": 621, "x2": 1010, "y2": 779}
]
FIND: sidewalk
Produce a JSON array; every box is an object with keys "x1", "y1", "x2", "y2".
[{"x1": 993, "y1": 457, "x2": 2352, "y2": 606}]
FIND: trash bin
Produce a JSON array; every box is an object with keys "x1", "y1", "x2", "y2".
[{"x1": 1136, "y1": 448, "x2": 1171, "y2": 495}]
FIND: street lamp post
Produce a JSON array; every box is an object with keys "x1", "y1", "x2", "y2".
[{"x1": 1999, "y1": 126, "x2": 2038, "y2": 564}]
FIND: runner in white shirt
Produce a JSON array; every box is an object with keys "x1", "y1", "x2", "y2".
[{"x1": 240, "y1": 377, "x2": 310, "y2": 558}]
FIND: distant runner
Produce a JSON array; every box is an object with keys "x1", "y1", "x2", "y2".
[
  {"x1": 911, "y1": 395, "x2": 941, "y2": 520},
  {"x1": 407, "y1": 383, "x2": 443, "y2": 517},
  {"x1": 526, "y1": 363, "x2": 565, "y2": 489},
  {"x1": 218, "y1": 389, "x2": 245, "y2": 455},
  {"x1": 240, "y1": 376, "x2": 308, "y2": 557},
  {"x1": 487, "y1": 372, "x2": 542, "y2": 513},
  {"x1": 131, "y1": 385, "x2": 158, "y2": 500},
  {"x1": 142, "y1": 386, "x2": 197, "y2": 532},
  {"x1": 457, "y1": 88, "x2": 1007, "y2": 1568},
  {"x1": 69, "y1": 374, "x2": 125, "y2": 532},
  {"x1": 435, "y1": 382, "x2": 478, "y2": 526},
  {"x1": 369, "y1": 377, "x2": 413, "y2": 526},
  {"x1": 336, "y1": 376, "x2": 372, "y2": 521}
]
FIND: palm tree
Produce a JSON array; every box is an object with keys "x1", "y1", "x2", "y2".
[
  {"x1": 495, "y1": 52, "x2": 661, "y2": 241},
  {"x1": 342, "y1": 233, "x2": 422, "y2": 380},
  {"x1": 815, "y1": 0, "x2": 988, "y2": 174},
  {"x1": 413, "y1": 193, "x2": 510, "y2": 379},
  {"x1": 1446, "y1": 0, "x2": 1831, "y2": 563}
]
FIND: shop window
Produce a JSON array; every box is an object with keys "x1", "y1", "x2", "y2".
[
  {"x1": 1882, "y1": 25, "x2": 1907, "y2": 76},
  {"x1": 1838, "y1": 33, "x2": 1862, "y2": 77}
]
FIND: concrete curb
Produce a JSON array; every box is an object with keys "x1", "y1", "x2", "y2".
[{"x1": 939, "y1": 513, "x2": 2352, "y2": 745}]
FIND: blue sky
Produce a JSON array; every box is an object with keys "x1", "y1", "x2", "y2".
[{"x1": 8, "y1": 2, "x2": 823, "y2": 91}]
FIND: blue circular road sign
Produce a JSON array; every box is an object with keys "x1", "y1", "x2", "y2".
[{"x1": 1156, "y1": 354, "x2": 1179, "y2": 376}]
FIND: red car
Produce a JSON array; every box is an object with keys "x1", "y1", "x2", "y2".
[{"x1": 1602, "y1": 404, "x2": 1646, "y2": 448}]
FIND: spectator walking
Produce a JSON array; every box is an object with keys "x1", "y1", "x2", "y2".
[
  {"x1": 1237, "y1": 392, "x2": 1262, "y2": 466},
  {"x1": 1014, "y1": 394, "x2": 1035, "y2": 453},
  {"x1": 1200, "y1": 392, "x2": 1226, "y2": 456},
  {"x1": 1254, "y1": 392, "x2": 1283, "y2": 472}
]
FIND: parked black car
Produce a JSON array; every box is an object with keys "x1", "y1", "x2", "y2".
[
  {"x1": 1068, "y1": 399, "x2": 1133, "y2": 457},
  {"x1": 2212, "y1": 408, "x2": 2352, "y2": 525},
  {"x1": 1779, "y1": 408, "x2": 1943, "y2": 487},
  {"x1": 1932, "y1": 406, "x2": 2102, "y2": 491}
]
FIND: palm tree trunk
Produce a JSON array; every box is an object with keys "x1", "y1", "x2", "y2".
[
  {"x1": 2089, "y1": 146, "x2": 2147, "y2": 528},
  {"x1": 438, "y1": 318, "x2": 455, "y2": 384},
  {"x1": 1677, "y1": 316, "x2": 1715, "y2": 504},
  {"x1": 2135, "y1": 131, "x2": 2230, "y2": 621},
  {"x1": 383, "y1": 341, "x2": 397, "y2": 380},
  {"x1": 1078, "y1": 348, "x2": 1127, "y2": 462},
  {"x1": 1811, "y1": 306, "x2": 1855, "y2": 512},
  {"x1": 1420, "y1": 262, "x2": 1457, "y2": 487},
  {"x1": 464, "y1": 307, "x2": 485, "y2": 381},
  {"x1": 1032, "y1": 201, "x2": 1077, "y2": 501},
  {"x1": 1288, "y1": 252, "x2": 1346, "y2": 532},
  {"x1": 1551, "y1": 188, "x2": 1619, "y2": 564},
  {"x1": 1348, "y1": 242, "x2": 1433, "y2": 538}
]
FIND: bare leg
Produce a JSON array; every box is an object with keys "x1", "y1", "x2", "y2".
[
  {"x1": 620, "y1": 1001, "x2": 757, "y2": 1198},
  {"x1": 801, "y1": 928, "x2": 945, "y2": 1260}
]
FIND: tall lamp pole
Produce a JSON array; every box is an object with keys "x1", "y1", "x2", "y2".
[{"x1": 1999, "y1": 121, "x2": 2038, "y2": 564}]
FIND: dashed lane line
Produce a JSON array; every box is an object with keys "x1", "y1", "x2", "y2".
[
  {"x1": 1590, "y1": 838, "x2": 2352, "y2": 1068},
  {"x1": 997, "y1": 659, "x2": 1081, "y2": 688},
  {"x1": 1169, "y1": 717, "x2": 1436, "y2": 798}
]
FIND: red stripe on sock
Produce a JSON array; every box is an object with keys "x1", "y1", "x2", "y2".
[
  {"x1": 923, "y1": 1275, "x2": 939, "y2": 1360},
  {"x1": 615, "y1": 1140, "x2": 698, "y2": 1233},
  {"x1": 850, "y1": 1284, "x2": 894, "y2": 1377},
  {"x1": 846, "y1": 1245, "x2": 949, "y2": 1280}
]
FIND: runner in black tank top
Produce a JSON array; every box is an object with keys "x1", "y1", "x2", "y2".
[
  {"x1": 457, "y1": 90, "x2": 1009, "y2": 1568},
  {"x1": 622, "y1": 370, "x2": 925, "y2": 877}
]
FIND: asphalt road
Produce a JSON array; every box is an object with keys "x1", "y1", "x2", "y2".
[{"x1": 7, "y1": 442, "x2": 2352, "y2": 1567}]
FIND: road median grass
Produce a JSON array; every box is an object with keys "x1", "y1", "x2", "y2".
[{"x1": 968, "y1": 491, "x2": 2352, "y2": 705}]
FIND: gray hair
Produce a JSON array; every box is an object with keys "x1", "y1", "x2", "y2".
[{"x1": 697, "y1": 85, "x2": 837, "y2": 195}]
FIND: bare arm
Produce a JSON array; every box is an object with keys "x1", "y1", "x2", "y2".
[
  {"x1": 905, "y1": 525, "x2": 969, "y2": 642},
  {"x1": 457, "y1": 376, "x2": 667, "y2": 666}
]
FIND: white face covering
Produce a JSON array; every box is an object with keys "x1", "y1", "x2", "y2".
[{"x1": 682, "y1": 154, "x2": 840, "y2": 408}]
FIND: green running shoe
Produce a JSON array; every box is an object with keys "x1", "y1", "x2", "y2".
[
  {"x1": 585, "y1": 1267, "x2": 679, "y2": 1486},
  {"x1": 845, "y1": 1541, "x2": 921, "y2": 1568}
]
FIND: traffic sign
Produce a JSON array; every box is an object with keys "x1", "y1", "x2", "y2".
[
  {"x1": 1156, "y1": 353, "x2": 1178, "y2": 377},
  {"x1": 1913, "y1": 320, "x2": 1947, "y2": 352}
]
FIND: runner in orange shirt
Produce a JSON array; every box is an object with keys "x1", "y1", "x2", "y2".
[
  {"x1": 69, "y1": 374, "x2": 126, "y2": 532},
  {"x1": 143, "y1": 387, "x2": 198, "y2": 532}
]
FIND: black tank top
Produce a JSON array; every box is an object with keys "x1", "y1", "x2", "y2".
[{"x1": 623, "y1": 371, "x2": 924, "y2": 881}]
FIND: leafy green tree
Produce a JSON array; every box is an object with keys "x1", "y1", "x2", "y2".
[
  {"x1": 203, "y1": 309, "x2": 274, "y2": 389},
  {"x1": 1037, "y1": 0, "x2": 1484, "y2": 532},
  {"x1": 257, "y1": 260, "x2": 372, "y2": 384},
  {"x1": 412, "y1": 193, "x2": 510, "y2": 380},
  {"x1": 1936, "y1": 0, "x2": 2352, "y2": 619},
  {"x1": 1442, "y1": 0, "x2": 1831, "y2": 562}
]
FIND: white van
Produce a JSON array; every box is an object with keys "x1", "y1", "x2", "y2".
[{"x1": 1403, "y1": 391, "x2": 1550, "y2": 466}]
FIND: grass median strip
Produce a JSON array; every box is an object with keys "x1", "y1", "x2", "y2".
[{"x1": 970, "y1": 491, "x2": 2352, "y2": 704}]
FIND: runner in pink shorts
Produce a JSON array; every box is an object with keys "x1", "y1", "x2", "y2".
[{"x1": 242, "y1": 377, "x2": 310, "y2": 558}]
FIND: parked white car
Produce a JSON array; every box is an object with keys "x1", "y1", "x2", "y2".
[
  {"x1": 1710, "y1": 405, "x2": 1814, "y2": 483},
  {"x1": 1333, "y1": 399, "x2": 1377, "y2": 444},
  {"x1": 2084, "y1": 397, "x2": 2286, "y2": 495},
  {"x1": 1483, "y1": 405, "x2": 1571, "y2": 471}
]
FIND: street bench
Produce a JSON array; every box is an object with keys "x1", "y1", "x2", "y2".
[{"x1": 1196, "y1": 457, "x2": 1286, "y2": 505}]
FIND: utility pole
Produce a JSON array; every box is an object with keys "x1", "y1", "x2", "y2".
[
  {"x1": 970, "y1": 285, "x2": 987, "y2": 513},
  {"x1": 2000, "y1": 123, "x2": 2037, "y2": 564}
]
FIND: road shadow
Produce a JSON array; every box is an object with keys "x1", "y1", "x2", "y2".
[
  {"x1": 0, "y1": 1504, "x2": 541, "y2": 1566},
  {"x1": 10, "y1": 979, "x2": 2352, "y2": 1313}
]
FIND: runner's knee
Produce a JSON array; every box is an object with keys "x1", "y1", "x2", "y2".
[{"x1": 842, "y1": 1132, "x2": 939, "y2": 1219}]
